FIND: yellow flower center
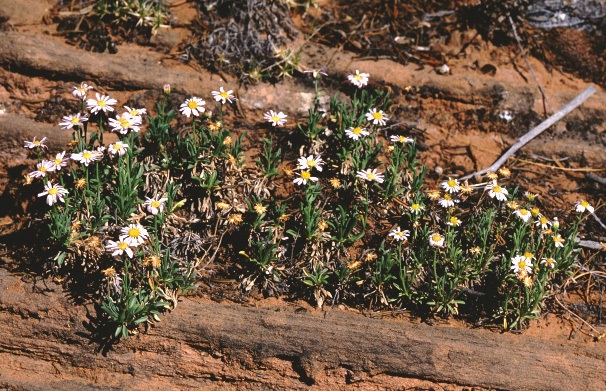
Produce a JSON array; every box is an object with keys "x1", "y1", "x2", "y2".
[
  {"x1": 493, "y1": 185, "x2": 502, "y2": 193},
  {"x1": 70, "y1": 117, "x2": 80, "y2": 124},
  {"x1": 411, "y1": 204, "x2": 420, "y2": 210},
  {"x1": 113, "y1": 144, "x2": 122, "y2": 151},
  {"x1": 118, "y1": 242, "x2": 128, "y2": 250},
  {"x1": 519, "y1": 260, "x2": 527, "y2": 269},
  {"x1": 524, "y1": 252, "x2": 533, "y2": 260},
  {"x1": 120, "y1": 119, "x2": 131, "y2": 128},
  {"x1": 540, "y1": 217, "x2": 548, "y2": 224},
  {"x1": 450, "y1": 217, "x2": 459, "y2": 225},
  {"x1": 220, "y1": 91, "x2": 229, "y2": 99},
  {"x1": 98, "y1": 100, "x2": 106, "y2": 107},
  {"x1": 447, "y1": 179, "x2": 456, "y2": 187},
  {"x1": 48, "y1": 188, "x2": 58, "y2": 195},
  {"x1": 33, "y1": 141, "x2": 41, "y2": 146},
  {"x1": 54, "y1": 158, "x2": 62, "y2": 165},
  {"x1": 352, "y1": 127, "x2": 362, "y2": 134},
  {"x1": 519, "y1": 209, "x2": 528, "y2": 215},
  {"x1": 82, "y1": 151, "x2": 92, "y2": 159},
  {"x1": 307, "y1": 159, "x2": 316, "y2": 167},
  {"x1": 372, "y1": 112, "x2": 383, "y2": 120},
  {"x1": 129, "y1": 109, "x2": 138, "y2": 116},
  {"x1": 398, "y1": 136, "x2": 406, "y2": 142},
  {"x1": 444, "y1": 194, "x2": 452, "y2": 201},
  {"x1": 531, "y1": 208, "x2": 540, "y2": 217},
  {"x1": 151, "y1": 200, "x2": 161, "y2": 208},
  {"x1": 366, "y1": 173, "x2": 376, "y2": 180},
  {"x1": 188, "y1": 101, "x2": 198, "y2": 109},
  {"x1": 40, "y1": 166, "x2": 47, "y2": 172},
  {"x1": 128, "y1": 228, "x2": 140, "y2": 238},
  {"x1": 301, "y1": 171, "x2": 311, "y2": 180},
  {"x1": 432, "y1": 234, "x2": 442, "y2": 242},
  {"x1": 581, "y1": 200, "x2": 589, "y2": 208},
  {"x1": 354, "y1": 74, "x2": 362, "y2": 81},
  {"x1": 271, "y1": 115, "x2": 280, "y2": 123},
  {"x1": 396, "y1": 231, "x2": 404, "y2": 237}
]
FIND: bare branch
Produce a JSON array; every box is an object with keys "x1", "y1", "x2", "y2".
[{"x1": 462, "y1": 86, "x2": 597, "y2": 180}]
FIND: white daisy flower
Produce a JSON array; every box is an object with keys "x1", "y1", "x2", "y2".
[
  {"x1": 38, "y1": 181, "x2": 68, "y2": 206},
  {"x1": 105, "y1": 239, "x2": 135, "y2": 259},
  {"x1": 410, "y1": 203, "x2": 424, "y2": 214},
  {"x1": 87, "y1": 93, "x2": 118, "y2": 115},
  {"x1": 438, "y1": 193, "x2": 457, "y2": 208},
  {"x1": 429, "y1": 233, "x2": 445, "y2": 247},
  {"x1": 143, "y1": 195, "x2": 168, "y2": 215},
  {"x1": 297, "y1": 155, "x2": 324, "y2": 172},
  {"x1": 59, "y1": 113, "x2": 88, "y2": 130},
  {"x1": 211, "y1": 87, "x2": 236, "y2": 104},
  {"x1": 441, "y1": 177, "x2": 460, "y2": 194},
  {"x1": 264, "y1": 110, "x2": 287, "y2": 126},
  {"x1": 552, "y1": 234, "x2": 565, "y2": 248},
  {"x1": 24, "y1": 136, "x2": 48, "y2": 150},
  {"x1": 120, "y1": 223, "x2": 149, "y2": 247},
  {"x1": 28, "y1": 160, "x2": 55, "y2": 178},
  {"x1": 541, "y1": 257, "x2": 556, "y2": 269},
  {"x1": 514, "y1": 208, "x2": 532, "y2": 223},
  {"x1": 72, "y1": 83, "x2": 93, "y2": 100},
  {"x1": 356, "y1": 169, "x2": 384, "y2": 183},
  {"x1": 108, "y1": 141, "x2": 129, "y2": 157},
  {"x1": 109, "y1": 113, "x2": 141, "y2": 134},
  {"x1": 485, "y1": 180, "x2": 508, "y2": 202},
  {"x1": 293, "y1": 170, "x2": 318, "y2": 186},
  {"x1": 535, "y1": 216, "x2": 551, "y2": 230},
  {"x1": 180, "y1": 97, "x2": 206, "y2": 118},
  {"x1": 575, "y1": 200, "x2": 594, "y2": 214},
  {"x1": 511, "y1": 254, "x2": 533, "y2": 275},
  {"x1": 347, "y1": 70, "x2": 369, "y2": 88},
  {"x1": 71, "y1": 149, "x2": 102, "y2": 166},
  {"x1": 345, "y1": 126, "x2": 370, "y2": 140},
  {"x1": 390, "y1": 135, "x2": 414, "y2": 143},
  {"x1": 365, "y1": 108, "x2": 389, "y2": 126},
  {"x1": 123, "y1": 106, "x2": 146, "y2": 118},
  {"x1": 447, "y1": 216, "x2": 462, "y2": 226},
  {"x1": 388, "y1": 226, "x2": 410, "y2": 241},
  {"x1": 49, "y1": 151, "x2": 69, "y2": 171}
]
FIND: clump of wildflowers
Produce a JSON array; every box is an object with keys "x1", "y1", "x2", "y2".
[{"x1": 26, "y1": 74, "x2": 590, "y2": 339}]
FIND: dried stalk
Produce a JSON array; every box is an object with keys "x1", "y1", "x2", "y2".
[{"x1": 462, "y1": 86, "x2": 597, "y2": 180}]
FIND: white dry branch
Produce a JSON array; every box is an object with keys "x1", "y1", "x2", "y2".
[{"x1": 462, "y1": 86, "x2": 597, "y2": 180}]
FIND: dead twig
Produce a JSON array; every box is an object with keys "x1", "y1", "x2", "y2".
[
  {"x1": 578, "y1": 240, "x2": 606, "y2": 251},
  {"x1": 462, "y1": 86, "x2": 597, "y2": 180},
  {"x1": 554, "y1": 294, "x2": 602, "y2": 338},
  {"x1": 587, "y1": 173, "x2": 606, "y2": 187},
  {"x1": 515, "y1": 159, "x2": 606, "y2": 173}
]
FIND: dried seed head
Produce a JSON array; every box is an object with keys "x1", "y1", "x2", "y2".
[
  {"x1": 144, "y1": 255, "x2": 162, "y2": 268},
  {"x1": 227, "y1": 213, "x2": 243, "y2": 225},
  {"x1": 102, "y1": 267, "x2": 117, "y2": 277},
  {"x1": 75, "y1": 178, "x2": 87, "y2": 190}
]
